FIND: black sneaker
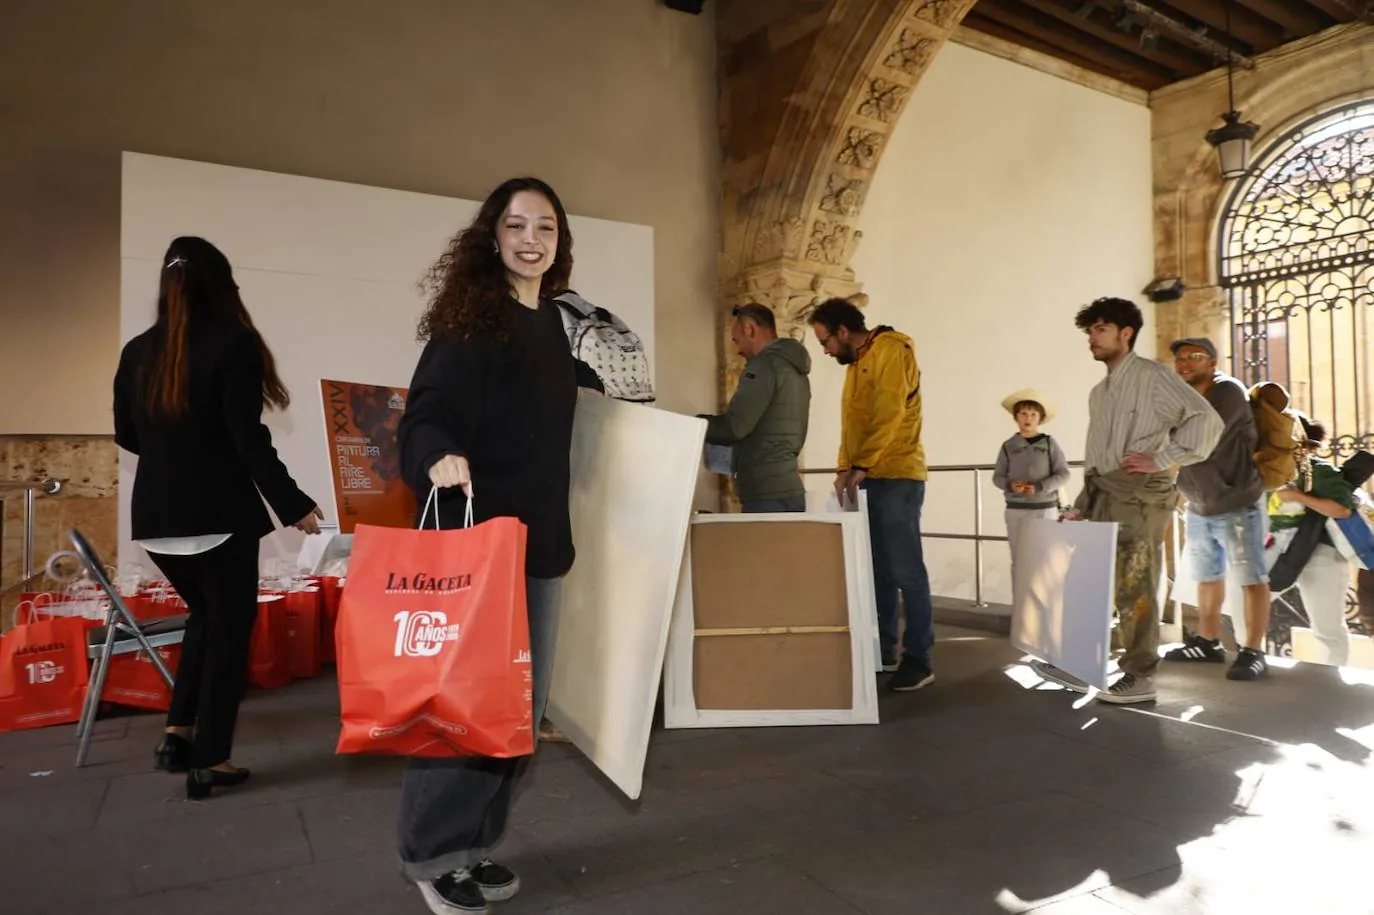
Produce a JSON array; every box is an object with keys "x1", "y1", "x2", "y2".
[
  {"x1": 880, "y1": 656, "x2": 900, "y2": 673},
  {"x1": 1226, "y1": 647, "x2": 1269, "y2": 681},
  {"x1": 1164, "y1": 634, "x2": 1227, "y2": 663},
  {"x1": 471, "y1": 859, "x2": 520, "y2": 902},
  {"x1": 889, "y1": 657, "x2": 934, "y2": 692},
  {"x1": 418, "y1": 869, "x2": 488, "y2": 914}
]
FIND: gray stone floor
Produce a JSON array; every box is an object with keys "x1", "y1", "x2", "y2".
[{"x1": 3, "y1": 625, "x2": 1373, "y2": 914}]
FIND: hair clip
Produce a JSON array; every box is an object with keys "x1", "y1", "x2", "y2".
[{"x1": 165, "y1": 256, "x2": 188, "y2": 269}]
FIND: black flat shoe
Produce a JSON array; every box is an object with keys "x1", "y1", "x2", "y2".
[
  {"x1": 186, "y1": 766, "x2": 251, "y2": 800},
  {"x1": 154, "y1": 734, "x2": 192, "y2": 773}
]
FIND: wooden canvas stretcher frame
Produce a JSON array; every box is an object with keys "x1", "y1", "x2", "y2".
[{"x1": 662, "y1": 510, "x2": 881, "y2": 729}]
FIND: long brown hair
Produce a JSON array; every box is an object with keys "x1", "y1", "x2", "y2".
[
  {"x1": 145, "y1": 236, "x2": 290, "y2": 418},
  {"x1": 417, "y1": 177, "x2": 574, "y2": 344}
]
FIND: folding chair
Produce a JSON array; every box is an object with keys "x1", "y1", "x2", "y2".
[{"x1": 68, "y1": 528, "x2": 189, "y2": 767}]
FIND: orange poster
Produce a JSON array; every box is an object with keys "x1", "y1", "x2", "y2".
[{"x1": 320, "y1": 379, "x2": 417, "y2": 534}]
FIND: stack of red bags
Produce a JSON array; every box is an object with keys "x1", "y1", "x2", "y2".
[{"x1": 0, "y1": 573, "x2": 345, "y2": 734}]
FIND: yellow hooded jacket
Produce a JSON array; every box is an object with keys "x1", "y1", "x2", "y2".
[{"x1": 838, "y1": 326, "x2": 927, "y2": 480}]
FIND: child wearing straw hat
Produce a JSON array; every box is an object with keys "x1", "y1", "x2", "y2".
[{"x1": 993, "y1": 389, "x2": 1070, "y2": 579}]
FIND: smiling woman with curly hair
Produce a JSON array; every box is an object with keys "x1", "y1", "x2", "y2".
[
  {"x1": 395, "y1": 176, "x2": 602, "y2": 915},
  {"x1": 416, "y1": 177, "x2": 574, "y2": 345}
]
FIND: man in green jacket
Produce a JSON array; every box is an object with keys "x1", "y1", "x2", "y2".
[{"x1": 701, "y1": 303, "x2": 812, "y2": 512}]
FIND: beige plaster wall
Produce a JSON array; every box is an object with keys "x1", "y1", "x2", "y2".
[
  {"x1": 0, "y1": 0, "x2": 720, "y2": 434},
  {"x1": 827, "y1": 41, "x2": 1155, "y2": 608}
]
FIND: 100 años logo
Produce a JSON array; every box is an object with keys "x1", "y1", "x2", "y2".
[{"x1": 393, "y1": 610, "x2": 462, "y2": 658}]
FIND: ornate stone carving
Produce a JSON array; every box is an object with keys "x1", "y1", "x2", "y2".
[
  {"x1": 806, "y1": 220, "x2": 851, "y2": 265},
  {"x1": 883, "y1": 28, "x2": 936, "y2": 77},
  {"x1": 819, "y1": 175, "x2": 865, "y2": 217},
  {"x1": 856, "y1": 78, "x2": 908, "y2": 123},
  {"x1": 836, "y1": 127, "x2": 883, "y2": 170},
  {"x1": 751, "y1": 216, "x2": 805, "y2": 264},
  {"x1": 913, "y1": 0, "x2": 960, "y2": 27},
  {"x1": 844, "y1": 229, "x2": 864, "y2": 271}
]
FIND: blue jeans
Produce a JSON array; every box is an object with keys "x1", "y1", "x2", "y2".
[
  {"x1": 397, "y1": 576, "x2": 562, "y2": 880},
  {"x1": 862, "y1": 478, "x2": 934, "y2": 668}
]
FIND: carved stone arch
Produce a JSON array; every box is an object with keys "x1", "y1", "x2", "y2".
[
  {"x1": 711, "y1": 0, "x2": 975, "y2": 507},
  {"x1": 716, "y1": 0, "x2": 978, "y2": 403}
]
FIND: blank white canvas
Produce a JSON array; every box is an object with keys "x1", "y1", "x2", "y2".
[
  {"x1": 117, "y1": 152, "x2": 654, "y2": 571},
  {"x1": 662, "y1": 511, "x2": 881, "y2": 729},
  {"x1": 546, "y1": 393, "x2": 704, "y2": 800},
  {"x1": 1010, "y1": 519, "x2": 1117, "y2": 690}
]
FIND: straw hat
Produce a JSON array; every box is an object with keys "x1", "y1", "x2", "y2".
[{"x1": 1001, "y1": 388, "x2": 1056, "y2": 424}]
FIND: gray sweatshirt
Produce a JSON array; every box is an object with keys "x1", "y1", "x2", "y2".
[
  {"x1": 1176, "y1": 372, "x2": 1263, "y2": 516},
  {"x1": 994, "y1": 433, "x2": 1070, "y2": 509}
]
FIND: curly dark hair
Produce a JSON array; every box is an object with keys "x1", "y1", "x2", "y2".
[
  {"x1": 1073, "y1": 296, "x2": 1144, "y2": 349},
  {"x1": 417, "y1": 177, "x2": 574, "y2": 344},
  {"x1": 808, "y1": 297, "x2": 867, "y2": 334}
]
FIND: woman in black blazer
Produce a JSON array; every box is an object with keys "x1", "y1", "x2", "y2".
[{"x1": 113, "y1": 236, "x2": 322, "y2": 799}]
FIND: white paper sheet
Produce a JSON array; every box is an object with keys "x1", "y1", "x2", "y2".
[{"x1": 704, "y1": 444, "x2": 732, "y2": 476}]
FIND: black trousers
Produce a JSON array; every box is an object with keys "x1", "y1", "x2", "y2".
[{"x1": 148, "y1": 535, "x2": 259, "y2": 768}]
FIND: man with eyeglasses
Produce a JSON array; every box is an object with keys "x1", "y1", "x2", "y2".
[
  {"x1": 809, "y1": 297, "x2": 934, "y2": 693},
  {"x1": 700, "y1": 303, "x2": 812, "y2": 512},
  {"x1": 1168, "y1": 337, "x2": 1271, "y2": 681}
]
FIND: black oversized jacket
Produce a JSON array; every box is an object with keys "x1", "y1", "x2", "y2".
[
  {"x1": 114, "y1": 322, "x2": 316, "y2": 540},
  {"x1": 398, "y1": 297, "x2": 602, "y2": 579}
]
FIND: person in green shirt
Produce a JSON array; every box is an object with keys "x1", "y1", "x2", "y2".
[{"x1": 1266, "y1": 414, "x2": 1355, "y2": 666}]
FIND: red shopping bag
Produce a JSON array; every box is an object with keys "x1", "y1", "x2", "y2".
[
  {"x1": 102, "y1": 645, "x2": 180, "y2": 711},
  {"x1": 335, "y1": 509, "x2": 533, "y2": 759},
  {"x1": 282, "y1": 589, "x2": 322, "y2": 679},
  {"x1": 314, "y1": 576, "x2": 343, "y2": 664},
  {"x1": 0, "y1": 615, "x2": 92, "y2": 733},
  {"x1": 248, "y1": 594, "x2": 292, "y2": 689}
]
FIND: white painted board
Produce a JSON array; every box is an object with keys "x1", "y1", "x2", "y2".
[
  {"x1": 545, "y1": 393, "x2": 704, "y2": 800},
  {"x1": 1010, "y1": 518, "x2": 1118, "y2": 691},
  {"x1": 822, "y1": 489, "x2": 883, "y2": 672},
  {"x1": 663, "y1": 510, "x2": 881, "y2": 729},
  {"x1": 118, "y1": 152, "x2": 654, "y2": 573}
]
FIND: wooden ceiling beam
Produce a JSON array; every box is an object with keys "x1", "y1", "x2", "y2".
[
  {"x1": 977, "y1": 0, "x2": 1183, "y2": 81},
  {"x1": 960, "y1": 10, "x2": 1171, "y2": 89},
  {"x1": 1140, "y1": 0, "x2": 1284, "y2": 52},
  {"x1": 1017, "y1": 0, "x2": 1216, "y2": 74},
  {"x1": 1232, "y1": 0, "x2": 1336, "y2": 33},
  {"x1": 1303, "y1": 0, "x2": 1366, "y2": 21}
]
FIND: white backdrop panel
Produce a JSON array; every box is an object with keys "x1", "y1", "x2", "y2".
[
  {"x1": 118, "y1": 152, "x2": 653, "y2": 570},
  {"x1": 1010, "y1": 519, "x2": 1117, "y2": 691},
  {"x1": 547, "y1": 394, "x2": 704, "y2": 800}
]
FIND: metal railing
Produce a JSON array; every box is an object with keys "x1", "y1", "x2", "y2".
[
  {"x1": 0, "y1": 478, "x2": 63, "y2": 596},
  {"x1": 801, "y1": 462, "x2": 1184, "y2": 632},
  {"x1": 803, "y1": 462, "x2": 1088, "y2": 607}
]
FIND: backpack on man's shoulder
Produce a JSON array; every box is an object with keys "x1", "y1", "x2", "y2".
[
  {"x1": 1249, "y1": 381, "x2": 1303, "y2": 491},
  {"x1": 551, "y1": 290, "x2": 655, "y2": 403}
]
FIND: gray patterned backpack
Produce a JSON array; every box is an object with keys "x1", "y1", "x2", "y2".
[{"x1": 552, "y1": 290, "x2": 655, "y2": 403}]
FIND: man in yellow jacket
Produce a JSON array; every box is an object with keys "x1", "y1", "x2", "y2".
[{"x1": 810, "y1": 297, "x2": 934, "y2": 692}]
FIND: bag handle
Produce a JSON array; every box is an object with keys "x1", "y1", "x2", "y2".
[{"x1": 419, "y1": 485, "x2": 476, "y2": 531}]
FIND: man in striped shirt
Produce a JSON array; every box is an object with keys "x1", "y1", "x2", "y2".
[{"x1": 1067, "y1": 297, "x2": 1222, "y2": 704}]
